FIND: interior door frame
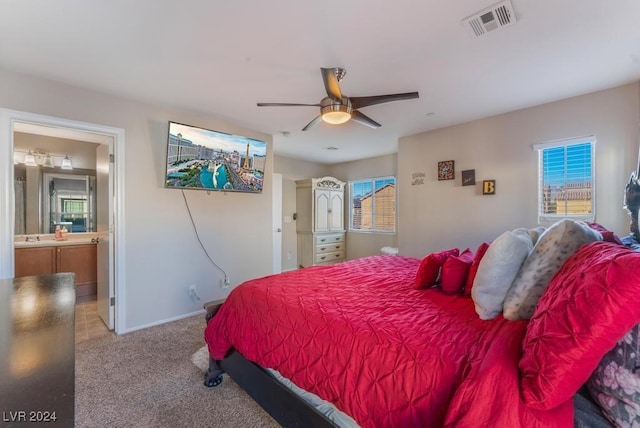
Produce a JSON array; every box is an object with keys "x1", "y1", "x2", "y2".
[
  {"x1": 272, "y1": 173, "x2": 282, "y2": 274},
  {"x1": 0, "y1": 108, "x2": 127, "y2": 334}
]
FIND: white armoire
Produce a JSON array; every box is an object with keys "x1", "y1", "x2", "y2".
[{"x1": 295, "y1": 176, "x2": 346, "y2": 267}]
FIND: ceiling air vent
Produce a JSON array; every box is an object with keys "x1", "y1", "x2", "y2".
[{"x1": 462, "y1": 0, "x2": 516, "y2": 38}]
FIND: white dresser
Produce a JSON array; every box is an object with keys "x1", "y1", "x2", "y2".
[{"x1": 296, "y1": 176, "x2": 346, "y2": 267}]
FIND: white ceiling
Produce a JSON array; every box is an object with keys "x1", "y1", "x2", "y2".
[{"x1": 1, "y1": 0, "x2": 639, "y2": 164}]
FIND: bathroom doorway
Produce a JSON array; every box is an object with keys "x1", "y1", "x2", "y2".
[{"x1": 0, "y1": 109, "x2": 125, "y2": 333}]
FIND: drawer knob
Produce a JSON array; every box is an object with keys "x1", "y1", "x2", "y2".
[
  {"x1": 320, "y1": 239, "x2": 326, "y2": 242},
  {"x1": 320, "y1": 256, "x2": 326, "y2": 260},
  {"x1": 320, "y1": 247, "x2": 326, "y2": 251},
  {"x1": 336, "y1": 245, "x2": 341, "y2": 249}
]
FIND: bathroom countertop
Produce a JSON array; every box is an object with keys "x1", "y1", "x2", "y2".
[{"x1": 14, "y1": 233, "x2": 101, "y2": 248}]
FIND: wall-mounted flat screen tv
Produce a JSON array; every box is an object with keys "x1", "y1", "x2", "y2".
[{"x1": 164, "y1": 121, "x2": 267, "y2": 193}]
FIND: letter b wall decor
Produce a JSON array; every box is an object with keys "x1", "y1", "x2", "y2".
[{"x1": 483, "y1": 180, "x2": 496, "y2": 195}]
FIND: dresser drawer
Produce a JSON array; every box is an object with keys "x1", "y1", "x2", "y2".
[
  {"x1": 315, "y1": 242, "x2": 344, "y2": 254},
  {"x1": 314, "y1": 251, "x2": 344, "y2": 264},
  {"x1": 315, "y1": 233, "x2": 344, "y2": 245}
]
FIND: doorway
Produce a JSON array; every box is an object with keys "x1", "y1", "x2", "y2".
[
  {"x1": 0, "y1": 108, "x2": 126, "y2": 334},
  {"x1": 272, "y1": 173, "x2": 282, "y2": 274}
]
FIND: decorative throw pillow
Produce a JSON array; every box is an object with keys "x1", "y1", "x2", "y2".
[
  {"x1": 587, "y1": 323, "x2": 640, "y2": 427},
  {"x1": 463, "y1": 242, "x2": 490, "y2": 297},
  {"x1": 440, "y1": 248, "x2": 473, "y2": 295},
  {"x1": 520, "y1": 242, "x2": 640, "y2": 410},
  {"x1": 471, "y1": 228, "x2": 533, "y2": 320},
  {"x1": 503, "y1": 219, "x2": 602, "y2": 321},
  {"x1": 414, "y1": 248, "x2": 459, "y2": 290}
]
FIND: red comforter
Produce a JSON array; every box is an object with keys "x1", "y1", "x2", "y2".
[{"x1": 205, "y1": 255, "x2": 573, "y2": 427}]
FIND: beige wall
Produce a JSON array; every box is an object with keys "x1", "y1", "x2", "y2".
[
  {"x1": 274, "y1": 154, "x2": 329, "y2": 180},
  {"x1": 1, "y1": 68, "x2": 274, "y2": 331},
  {"x1": 398, "y1": 83, "x2": 640, "y2": 258},
  {"x1": 329, "y1": 154, "x2": 398, "y2": 259}
]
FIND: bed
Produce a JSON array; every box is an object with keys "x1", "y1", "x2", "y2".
[{"x1": 204, "y1": 233, "x2": 640, "y2": 428}]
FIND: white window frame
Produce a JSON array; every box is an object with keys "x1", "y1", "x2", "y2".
[
  {"x1": 348, "y1": 176, "x2": 396, "y2": 234},
  {"x1": 534, "y1": 135, "x2": 596, "y2": 225}
]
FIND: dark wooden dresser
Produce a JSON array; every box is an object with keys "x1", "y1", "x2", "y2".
[{"x1": 0, "y1": 273, "x2": 75, "y2": 427}]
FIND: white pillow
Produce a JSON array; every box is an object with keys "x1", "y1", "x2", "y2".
[
  {"x1": 471, "y1": 228, "x2": 533, "y2": 320},
  {"x1": 503, "y1": 219, "x2": 602, "y2": 321}
]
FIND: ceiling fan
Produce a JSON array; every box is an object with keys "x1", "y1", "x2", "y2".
[{"x1": 257, "y1": 67, "x2": 419, "y2": 131}]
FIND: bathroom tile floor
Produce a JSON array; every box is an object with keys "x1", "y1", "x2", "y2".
[{"x1": 75, "y1": 299, "x2": 112, "y2": 344}]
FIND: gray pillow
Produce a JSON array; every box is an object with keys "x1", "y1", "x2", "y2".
[
  {"x1": 471, "y1": 228, "x2": 533, "y2": 320},
  {"x1": 503, "y1": 219, "x2": 602, "y2": 320}
]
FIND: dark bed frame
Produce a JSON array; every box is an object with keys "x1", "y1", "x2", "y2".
[{"x1": 209, "y1": 350, "x2": 336, "y2": 427}]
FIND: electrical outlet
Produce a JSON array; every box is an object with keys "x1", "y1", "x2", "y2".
[
  {"x1": 222, "y1": 277, "x2": 231, "y2": 288},
  {"x1": 287, "y1": 250, "x2": 292, "y2": 261}
]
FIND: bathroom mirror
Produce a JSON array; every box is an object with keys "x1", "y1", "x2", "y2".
[
  {"x1": 42, "y1": 172, "x2": 96, "y2": 234},
  {"x1": 14, "y1": 166, "x2": 96, "y2": 235}
]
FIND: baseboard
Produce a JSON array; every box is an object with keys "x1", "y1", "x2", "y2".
[{"x1": 123, "y1": 309, "x2": 205, "y2": 334}]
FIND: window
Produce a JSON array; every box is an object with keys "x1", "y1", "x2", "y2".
[
  {"x1": 535, "y1": 136, "x2": 595, "y2": 224},
  {"x1": 349, "y1": 177, "x2": 396, "y2": 232}
]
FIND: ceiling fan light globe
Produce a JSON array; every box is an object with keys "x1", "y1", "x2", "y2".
[
  {"x1": 322, "y1": 111, "x2": 351, "y2": 125},
  {"x1": 321, "y1": 103, "x2": 352, "y2": 125}
]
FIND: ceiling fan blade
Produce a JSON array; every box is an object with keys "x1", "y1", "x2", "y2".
[
  {"x1": 321, "y1": 68, "x2": 343, "y2": 101},
  {"x1": 351, "y1": 110, "x2": 381, "y2": 129},
  {"x1": 302, "y1": 115, "x2": 323, "y2": 131},
  {"x1": 350, "y1": 92, "x2": 419, "y2": 109},
  {"x1": 257, "y1": 102, "x2": 320, "y2": 107}
]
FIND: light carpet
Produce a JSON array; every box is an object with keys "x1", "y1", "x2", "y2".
[{"x1": 75, "y1": 314, "x2": 278, "y2": 428}]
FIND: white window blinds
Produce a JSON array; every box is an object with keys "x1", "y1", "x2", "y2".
[{"x1": 534, "y1": 136, "x2": 595, "y2": 224}]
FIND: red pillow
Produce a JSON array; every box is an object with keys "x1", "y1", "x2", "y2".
[
  {"x1": 519, "y1": 242, "x2": 640, "y2": 410},
  {"x1": 440, "y1": 248, "x2": 473, "y2": 294},
  {"x1": 414, "y1": 248, "x2": 459, "y2": 290},
  {"x1": 463, "y1": 242, "x2": 490, "y2": 297},
  {"x1": 586, "y1": 222, "x2": 624, "y2": 245}
]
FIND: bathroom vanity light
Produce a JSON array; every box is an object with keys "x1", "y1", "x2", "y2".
[
  {"x1": 43, "y1": 154, "x2": 54, "y2": 168},
  {"x1": 16, "y1": 150, "x2": 74, "y2": 169},
  {"x1": 24, "y1": 150, "x2": 37, "y2": 166},
  {"x1": 60, "y1": 155, "x2": 73, "y2": 170}
]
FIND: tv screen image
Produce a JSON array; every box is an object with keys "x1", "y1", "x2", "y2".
[{"x1": 165, "y1": 121, "x2": 267, "y2": 193}]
